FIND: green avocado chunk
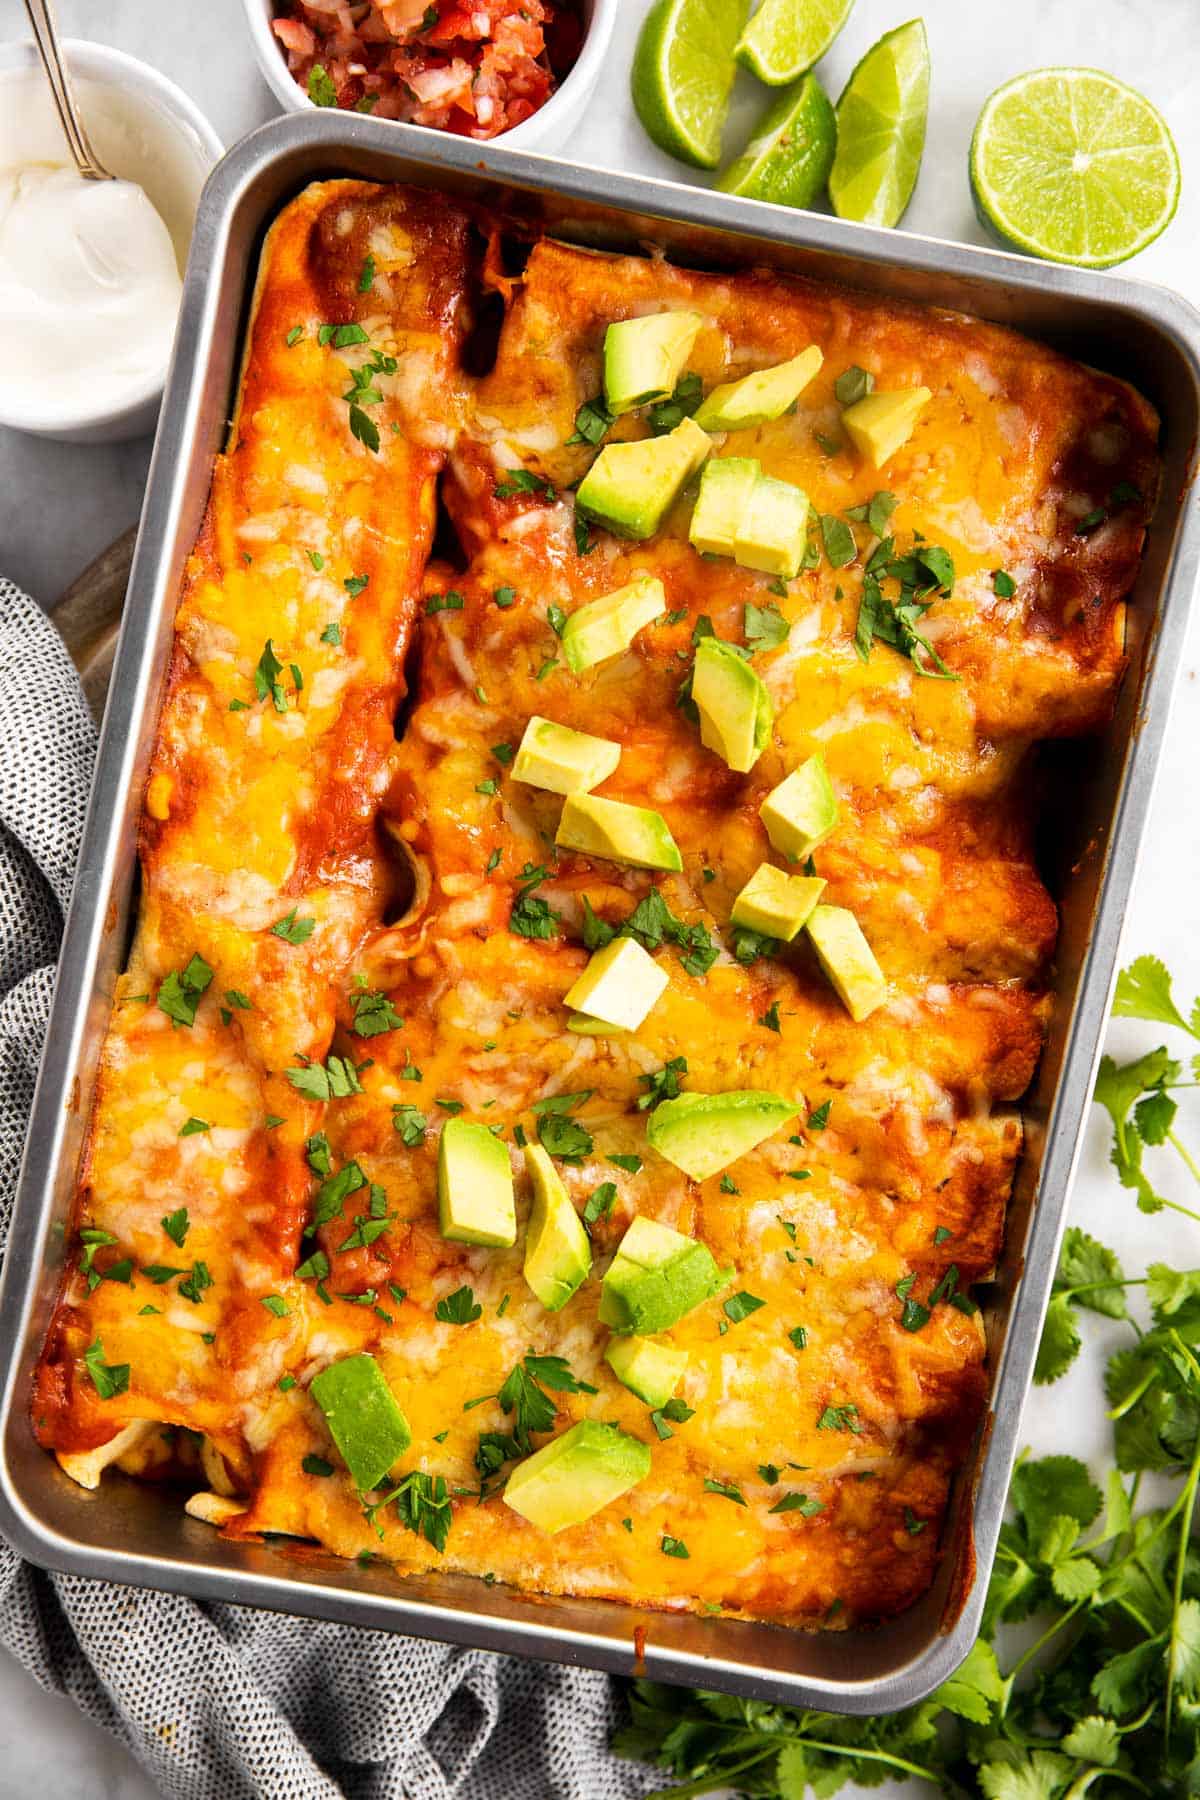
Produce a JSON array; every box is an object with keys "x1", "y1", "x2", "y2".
[
  {"x1": 512, "y1": 715, "x2": 621, "y2": 794},
  {"x1": 734, "y1": 472, "x2": 811, "y2": 577},
  {"x1": 603, "y1": 310, "x2": 704, "y2": 415},
  {"x1": 309, "y1": 1353, "x2": 411, "y2": 1492},
  {"x1": 759, "y1": 751, "x2": 839, "y2": 860},
  {"x1": 730, "y1": 862, "x2": 825, "y2": 940},
  {"x1": 563, "y1": 934, "x2": 668, "y2": 1031},
  {"x1": 561, "y1": 576, "x2": 666, "y2": 674},
  {"x1": 646, "y1": 1089, "x2": 798, "y2": 1180},
  {"x1": 806, "y1": 903, "x2": 887, "y2": 1021},
  {"x1": 689, "y1": 456, "x2": 760, "y2": 556},
  {"x1": 437, "y1": 1116, "x2": 516, "y2": 1247},
  {"x1": 523, "y1": 1144, "x2": 591, "y2": 1311},
  {"x1": 694, "y1": 345, "x2": 823, "y2": 433},
  {"x1": 556, "y1": 793, "x2": 682, "y2": 872},
  {"x1": 599, "y1": 1215, "x2": 731, "y2": 1335},
  {"x1": 503, "y1": 1419, "x2": 651, "y2": 1533},
  {"x1": 575, "y1": 417, "x2": 711, "y2": 541},
  {"x1": 842, "y1": 386, "x2": 931, "y2": 466},
  {"x1": 605, "y1": 1333, "x2": 689, "y2": 1408},
  {"x1": 692, "y1": 637, "x2": 773, "y2": 774}
]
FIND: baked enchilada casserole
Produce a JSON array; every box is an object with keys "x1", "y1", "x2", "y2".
[{"x1": 32, "y1": 181, "x2": 1159, "y2": 1628}]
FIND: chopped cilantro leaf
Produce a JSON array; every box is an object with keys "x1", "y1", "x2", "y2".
[
  {"x1": 834, "y1": 365, "x2": 874, "y2": 407},
  {"x1": 271, "y1": 909, "x2": 315, "y2": 945},
  {"x1": 286, "y1": 1054, "x2": 363, "y2": 1101},
  {"x1": 703, "y1": 1478, "x2": 746, "y2": 1506},
  {"x1": 436, "y1": 1285, "x2": 482, "y2": 1325},
  {"x1": 743, "y1": 600, "x2": 790, "y2": 653},
  {"x1": 584, "y1": 1182, "x2": 617, "y2": 1226},
  {"x1": 638, "y1": 1056, "x2": 687, "y2": 1111},
  {"x1": 156, "y1": 954, "x2": 213, "y2": 1029},
  {"x1": 567, "y1": 395, "x2": 614, "y2": 445},
  {"x1": 83, "y1": 1338, "x2": 129, "y2": 1399},
  {"x1": 820, "y1": 514, "x2": 857, "y2": 568},
  {"x1": 161, "y1": 1208, "x2": 190, "y2": 1249},
  {"x1": 770, "y1": 1491, "x2": 823, "y2": 1516},
  {"x1": 724, "y1": 1291, "x2": 765, "y2": 1323},
  {"x1": 351, "y1": 987, "x2": 403, "y2": 1037},
  {"x1": 494, "y1": 468, "x2": 554, "y2": 502}
]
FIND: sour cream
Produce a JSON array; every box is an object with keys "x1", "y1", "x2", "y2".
[
  {"x1": 0, "y1": 59, "x2": 216, "y2": 435},
  {"x1": 0, "y1": 165, "x2": 182, "y2": 420}
]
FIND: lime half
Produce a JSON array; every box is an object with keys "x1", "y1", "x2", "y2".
[
  {"x1": 970, "y1": 68, "x2": 1180, "y2": 269},
  {"x1": 632, "y1": 0, "x2": 750, "y2": 171},
  {"x1": 717, "y1": 73, "x2": 837, "y2": 209},
  {"x1": 828, "y1": 18, "x2": 929, "y2": 228},
  {"x1": 734, "y1": 0, "x2": 856, "y2": 86}
]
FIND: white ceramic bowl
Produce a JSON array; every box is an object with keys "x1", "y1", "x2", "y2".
[
  {"x1": 243, "y1": 0, "x2": 617, "y2": 152},
  {"x1": 0, "y1": 40, "x2": 223, "y2": 445}
]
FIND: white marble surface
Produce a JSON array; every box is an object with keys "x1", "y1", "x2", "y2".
[{"x1": 0, "y1": 2, "x2": 1197, "y2": 1795}]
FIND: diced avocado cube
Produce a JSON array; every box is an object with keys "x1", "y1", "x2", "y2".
[
  {"x1": 603, "y1": 310, "x2": 704, "y2": 414},
  {"x1": 512, "y1": 715, "x2": 621, "y2": 794},
  {"x1": 503, "y1": 1419, "x2": 651, "y2": 1533},
  {"x1": 575, "y1": 417, "x2": 711, "y2": 541},
  {"x1": 566, "y1": 1013, "x2": 626, "y2": 1036},
  {"x1": 731, "y1": 863, "x2": 826, "y2": 940},
  {"x1": 605, "y1": 1334, "x2": 688, "y2": 1408},
  {"x1": 599, "y1": 1215, "x2": 731, "y2": 1335},
  {"x1": 841, "y1": 387, "x2": 931, "y2": 466},
  {"x1": 437, "y1": 1116, "x2": 516, "y2": 1247},
  {"x1": 694, "y1": 345, "x2": 823, "y2": 433},
  {"x1": 309, "y1": 1352, "x2": 411, "y2": 1492},
  {"x1": 806, "y1": 903, "x2": 887, "y2": 1022},
  {"x1": 563, "y1": 935, "x2": 668, "y2": 1031},
  {"x1": 760, "y1": 752, "x2": 839, "y2": 860},
  {"x1": 734, "y1": 473, "x2": 810, "y2": 578},
  {"x1": 561, "y1": 576, "x2": 666, "y2": 674},
  {"x1": 556, "y1": 794, "x2": 682, "y2": 873},
  {"x1": 692, "y1": 637, "x2": 773, "y2": 774},
  {"x1": 689, "y1": 456, "x2": 760, "y2": 557},
  {"x1": 523, "y1": 1143, "x2": 591, "y2": 1311},
  {"x1": 646, "y1": 1089, "x2": 798, "y2": 1181}
]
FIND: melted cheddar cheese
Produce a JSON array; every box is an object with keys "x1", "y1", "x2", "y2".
[{"x1": 34, "y1": 182, "x2": 1160, "y2": 1629}]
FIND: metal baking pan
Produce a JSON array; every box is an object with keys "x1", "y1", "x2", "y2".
[{"x1": 1, "y1": 111, "x2": 1197, "y2": 1714}]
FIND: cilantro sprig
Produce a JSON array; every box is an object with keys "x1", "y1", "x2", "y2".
[
  {"x1": 854, "y1": 535, "x2": 959, "y2": 681},
  {"x1": 1093, "y1": 954, "x2": 1200, "y2": 1221}
]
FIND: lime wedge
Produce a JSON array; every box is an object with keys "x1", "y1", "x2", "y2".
[
  {"x1": 632, "y1": 0, "x2": 750, "y2": 170},
  {"x1": 717, "y1": 73, "x2": 837, "y2": 209},
  {"x1": 970, "y1": 67, "x2": 1180, "y2": 269},
  {"x1": 828, "y1": 18, "x2": 929, "y2": 228},
  {"x1": 735, "y1": 0, "x2": 855, "y2": 86}
]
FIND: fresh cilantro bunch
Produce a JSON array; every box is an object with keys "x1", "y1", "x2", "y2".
[{"x1": 614, "y1": 955, "x2": 1200, "y2": 1799}]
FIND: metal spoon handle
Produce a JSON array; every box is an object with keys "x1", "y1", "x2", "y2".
[{"x1": 22, "y1": 0, "x2": 113, "y2": 181}]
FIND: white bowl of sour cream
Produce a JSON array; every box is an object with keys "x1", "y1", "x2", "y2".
[{"x1": 0, "y1": 40, "x2": 223, "y2": 444}]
